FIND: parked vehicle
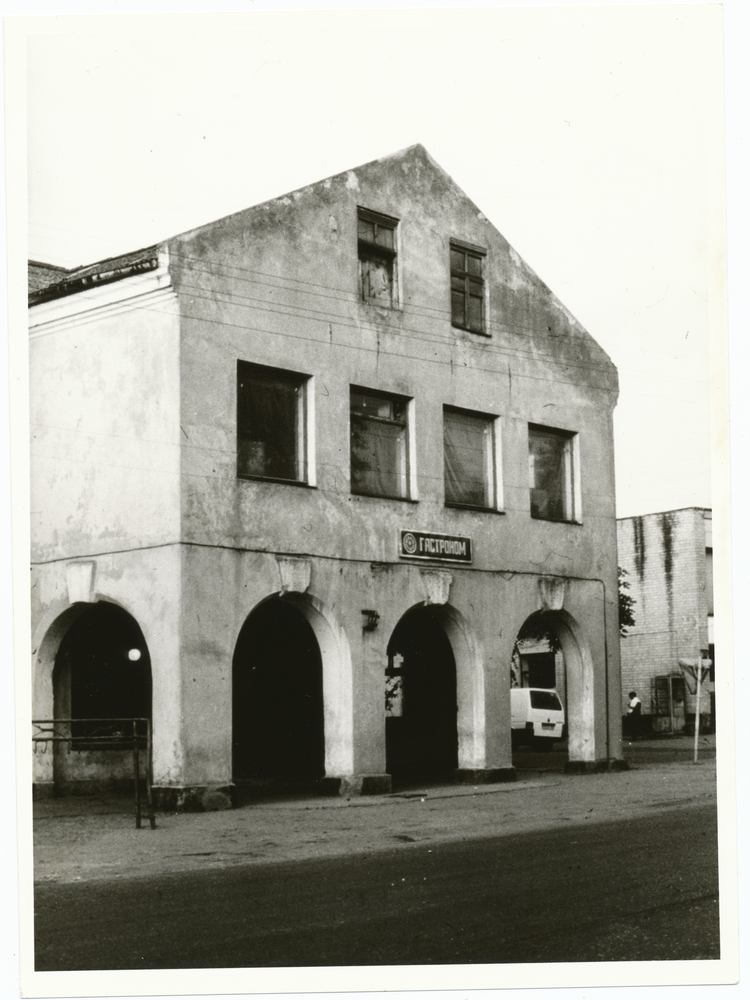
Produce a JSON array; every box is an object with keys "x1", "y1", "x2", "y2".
[{"x1": 510, "y1": 687, "x2": 565, "y2": 751}]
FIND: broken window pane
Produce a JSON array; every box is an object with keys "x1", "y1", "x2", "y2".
[
  {"x1": 351, "y1": 389, "x2": 409, "y2": 499},
  {"x1": 358, "y1": 209, "x2": 398, "y2": 307}
]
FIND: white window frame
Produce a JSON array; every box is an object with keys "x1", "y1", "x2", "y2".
[
  {"x1": 357, "y1": 207, "x2": 400, "y2": 309},
  {"x1": 236, "y1": 360, "x2": 310, "y2": 485},
  {"x1": 528, "y1": 424, "x2": 581, "y2": 523},
  {"x1": 350, "y1": 386, "x2": 413, "y2": 501},
  {"x1": 443, "y1": 406, "x2": 500, "y2": 511}
]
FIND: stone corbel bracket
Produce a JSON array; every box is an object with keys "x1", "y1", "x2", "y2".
[
  {"x1": 66, "y1": 561, "x2": 96, "y2": 605},
  {"x1": 538, "y1": 575, "x2": 567, "y2": 612},
  {"x1": 420, "y1": 569, "x2": 453, "y2": 606},
  {"x1": 276, "y1": 555, "x2": 312, "y2": 596}
]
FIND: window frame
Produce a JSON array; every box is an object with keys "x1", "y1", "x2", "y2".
[
  {"x1": 443, "y1": 405, "x2": 500, "y2": 512},
  {"x1": 350, "y1": 385, "x2": 413, "y2": 501},
  {"x1": 527, "y1": 423, "x2": 581, "y2": 523},
  {"x1": 358, "y1": 207, "x2": 400, "y2": 308},
  {"x1": 236, "y1": 360, "x2": 310, "y2": 486},
  {"x1": 450, "y1": 239, "x2": 487, "y2": 335}
]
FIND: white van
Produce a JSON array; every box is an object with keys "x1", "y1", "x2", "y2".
[{"x1": 510, "y1": 687, "x2": 565, "y2": 751}]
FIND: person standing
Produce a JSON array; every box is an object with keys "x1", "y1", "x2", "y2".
[{"x1": 626, "y1": 691, "x2": 642, "y2": 739}]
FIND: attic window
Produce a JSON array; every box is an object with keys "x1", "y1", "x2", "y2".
[
  {"x1": 358, "y1": 208, "x2": 398, "y2": 307},
  {"x1": 450, "y1": 240, "x2": 486, "y2": 334}
]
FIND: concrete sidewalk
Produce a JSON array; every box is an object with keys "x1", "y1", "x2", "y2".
[{"x1": 33, "y1": 735, "x2": 718, "y2": 887}]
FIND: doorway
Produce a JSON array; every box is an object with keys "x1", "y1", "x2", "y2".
[
  {"x1": 232, "y1": 598, "x2": 325, "y2": 784},
  {"x1": 386, "y1": 606, "x2": 458, "y2": 782}
]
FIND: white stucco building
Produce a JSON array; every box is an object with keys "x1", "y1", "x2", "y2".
[{"x1": 30, "y1": 145, "x2": 623, "y2": 808}]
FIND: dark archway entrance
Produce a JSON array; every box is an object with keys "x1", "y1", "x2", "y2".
[
  {"x1": 386, "y1": 606, "x2": 458, "y2": 782},
  {"x1": 51, "y1": 602, "x2": 152, "y2": 792},
  {"x1": 53, "y1": 602, "x2": 152, "y2": 734},
  {"x1": 232, "y1": 598, "x2": 325, "y2": 785}
]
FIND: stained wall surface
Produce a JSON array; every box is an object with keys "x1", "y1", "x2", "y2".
[
  {"x1": 30, "y1": 145, "x2": 622, "y2": 805},
  {"x1": 617, "y1": 508, "x2": 713, "y2": 728}
]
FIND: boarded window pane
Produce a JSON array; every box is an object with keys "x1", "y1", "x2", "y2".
[
  {"x1": 444, "y1": 409, "x2": 492, "y2": 507},
  {"x1": 351, "y1": 390, "x2": 408, "y2": 499},
  {"x1": 359, "y1": 211, "x2": 398, "y2": 307},
  {"x1": 238, "y1": 365, "x2": 304, "y2": 481},
  {"x1": 360, "y1": 254, "x2": 393, "y2": 304},
  {"x1": 375, "y1": 225, "x2": 394, "y2": 250}
]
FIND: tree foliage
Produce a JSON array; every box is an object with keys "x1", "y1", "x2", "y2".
[{"x1": 618, "y1": 567, "x2": 637, "y2": 637}]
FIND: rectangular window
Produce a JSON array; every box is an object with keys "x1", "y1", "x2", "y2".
[
  {"x1": 528, "y1": 425, "x2": 577, "y2": 521},
  {"x1": 237, "y1": 362, "x2": 307, "y2": 483},
  {"x1": 450, "y1": 241, "x2": 486, "y2": 334},
  {"x1": 358, "y1": 208, "x2": 398, "y2": 307},
  {"x1": 444, "y1": 407, "x2": 495, "y2": 508},
  {"x1": 350, "y1": 388, "x2": 409, "y2": 499}
]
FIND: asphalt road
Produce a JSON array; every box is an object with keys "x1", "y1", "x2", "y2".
[{"x1": 34, "y1": 802, "x2": 719, "y2": 970}]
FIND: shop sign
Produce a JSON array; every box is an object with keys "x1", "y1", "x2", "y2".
[{"x1": 399, "y1": 529, "x2": 472, "y2": 563}]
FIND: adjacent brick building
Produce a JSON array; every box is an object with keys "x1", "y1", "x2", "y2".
[{"x1": 617, "y1": 508, "x2": 713, "y2": 733}]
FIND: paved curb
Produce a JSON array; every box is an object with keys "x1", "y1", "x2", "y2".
[{"x1": 33, "y1": 743, "x2": 717, "y2": 888}]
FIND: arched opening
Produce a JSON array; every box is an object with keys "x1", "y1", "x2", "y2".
[
  {"x1": 51, "y1": 601, "x2": 152, "y2": 791},
  {"x1": 386, "y1": 605, "x2": 458, "y2": 783},
  {"x1": 511, "y1": 611, "x2": 568, "y2": 755},
  {"x1": 232, "y1": 597, "x2": 325, "y2": 785}
]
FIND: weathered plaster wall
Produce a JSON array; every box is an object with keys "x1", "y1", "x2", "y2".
[
  {"x1": 31, "y1": 546, "x2": 183, "y2": 791},
  {"x1": 175, "y1": 548, "x2": 621, "y2": 789},
  {"x1": 617, "y1": 508, "x2": 712, "y2": 719},
  {"x1": 30, "y1": 275, "x2": 182, "y2": 561},
  {"x1": 30, "y1": 145, "x2": 622, "y2": 803},
  {"x1": 168, "y1": 143, "x2": 618, "y2": 582}
]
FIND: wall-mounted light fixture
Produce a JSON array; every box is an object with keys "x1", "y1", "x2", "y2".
[{"x1": 361, "y1": 609, "x2": 380, "y2": 632}]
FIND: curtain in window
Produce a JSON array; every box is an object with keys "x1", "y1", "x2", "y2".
[
  {"x1": 444, "y1": 410, "x2": 491, "y2": 507},
  {"x1": 351, "y1": 412, "x2": 406, "y2": 498},
  {"x1": 529, "y1": 430, "x2": 568, "y2": 520}
]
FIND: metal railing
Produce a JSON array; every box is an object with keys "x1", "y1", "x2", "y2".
[{"x1": 32, "y1": 718, "x2": 156, "y2": 829}]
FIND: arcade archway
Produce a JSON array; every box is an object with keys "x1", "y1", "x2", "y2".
[
  {"x1": 232, "y1": 597, "x2": 325, "y2": 784},
  {"x1": 51, "y1": 601, "x2": 152, "y2": 790},
  {"x1": 386, "y1": 605, "x2": 458, "y2": 782},
  {"x1": 510, "y1": 608, "x2": 595, "y2": 761}
]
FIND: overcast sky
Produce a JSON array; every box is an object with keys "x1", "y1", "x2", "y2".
[{"x1": 19, "y1": 2, "x2": 728, "y2": 519}]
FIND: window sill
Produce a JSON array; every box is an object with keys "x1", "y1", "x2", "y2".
[
  {"x1": 351, "y1": 491, "x2": 418, "y2": 504},
  {"x1": 360, "y1": 299, "x2": 402, "y2": 313},
  {"x1": 445, "y1": 503, "x2": 505, "y2": 515},
  {"x1": 530, "y1": 515, "x2": 582, "y2": 525},
  {"x1": 237, "y1": 475, "x2": 316, "y2": 489},
  {"x1": 451, "y1": 323, "x2": 490, "y2": 337}
]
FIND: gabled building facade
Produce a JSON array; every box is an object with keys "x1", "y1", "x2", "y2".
[{"x1": 30, "y1": 145, "x2": 622, "y2": 808}]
